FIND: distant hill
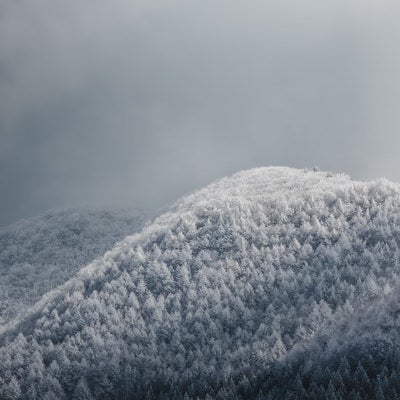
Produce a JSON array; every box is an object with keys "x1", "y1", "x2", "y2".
[
  {"x1": 2, "y1": 167, "x2": 400, "y2": 399},
  {"x1": 0, "y1": 207, "x2": 151, "y2": 325}
]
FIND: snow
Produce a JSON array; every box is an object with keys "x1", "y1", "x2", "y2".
[{"x1": 2, "y1": 167, "x2": 400, "y2": 398}]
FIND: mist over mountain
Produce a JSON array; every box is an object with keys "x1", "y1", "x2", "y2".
[
  {"x1": 264, "y1": 282, "x2": 400, "y2": 399},
  {"x1": 0, "y1": 207, "x2": 151, "y2": 325},
  {"x1": 2, "y1": 167, "x2": 400, "y2": 399}
]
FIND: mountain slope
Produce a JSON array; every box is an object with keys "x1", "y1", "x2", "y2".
[
  {"x1": 0, "y1": 207, "x2": 151, "y2": 325},
  {"x1": 2, "y1": 167, "x2": 400, "y2": 399},
  {"x1": 260, "y1": 275, "x2": 400, "y2": 399}
]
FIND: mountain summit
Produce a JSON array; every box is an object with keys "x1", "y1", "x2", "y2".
[{"x1": 2, "y1": 167, "x2": 400, "y2": 399}]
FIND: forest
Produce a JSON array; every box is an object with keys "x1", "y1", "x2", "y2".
[
  {"x1": 1, "y1": 167, "x2": 400, "y2": 399},
  {"x1": 0, "y1": 208, "x2": 150, "y2": 325}
]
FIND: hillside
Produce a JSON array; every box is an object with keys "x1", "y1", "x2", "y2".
[
  {"x1": 2, "y1": 167, "x2": 400, "y2": 399},
  {"x1": 0, "y1": 207, "x2": 151, "y2": 325},
  {"x1": 261, "y1": 282, "x2": 400, "y2": 399}
]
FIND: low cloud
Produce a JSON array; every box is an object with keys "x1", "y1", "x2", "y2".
[{"x1": 1, "y1": 0, "x2": 400, "y2": 225}]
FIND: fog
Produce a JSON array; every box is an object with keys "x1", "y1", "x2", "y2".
[{"x1": 1, "y1": 0, "x2": 400, "y2": 226}]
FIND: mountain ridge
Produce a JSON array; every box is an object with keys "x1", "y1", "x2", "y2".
[
  {"x1": 0, "y1": 207, "x2": 152, "y2": 326},
  {"x1": 2, "y1": 167, "x2": 400, "y2": 399}
]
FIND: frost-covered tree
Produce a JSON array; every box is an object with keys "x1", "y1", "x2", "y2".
[
  {"x1": 2, "y1": 167, "x2": 400, "y2": 398},
  {"x1": 0, "y1": 207, "x2": 151, "y2": 324}
]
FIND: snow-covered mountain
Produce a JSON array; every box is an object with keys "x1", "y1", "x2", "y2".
[
  {"x1": 0, "y1": 207, "x2": 151, "y2": 325},
  {"x1": 2, "y1": 167, "x2": 400, "y2": 399}
]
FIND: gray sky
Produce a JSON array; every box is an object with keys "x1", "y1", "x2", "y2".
[{"x1": 1, "y1": 0, "x2": 400, "y2": 226}]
